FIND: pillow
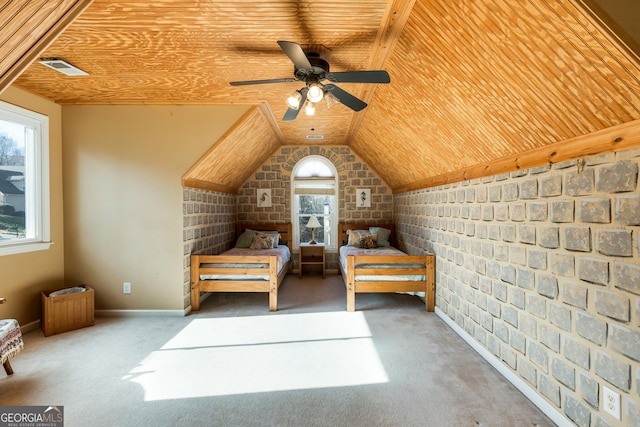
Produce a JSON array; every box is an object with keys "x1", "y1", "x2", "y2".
[
  {"x1": 257, "y1": 231, "x2": 280, "y2": 248},
  {"x1": 250, "y1": 233, "x2": 276, "y2": 249},
  {"x1": 235, "y1": 229, "x2": 257, "y2": 248},
  {"x1": 359, "y1": 234, "x2": 377, "y2": 249},
  {"x1": 347, "y1": 229, "x2": 370, "y2": 246},
  {"x1": 370, "y1": 227, "x2": 391, "y2": 247}
]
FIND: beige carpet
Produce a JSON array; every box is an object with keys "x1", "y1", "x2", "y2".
[{"x1": 0, "y1": 274, "x2": 555, "y2": 427}]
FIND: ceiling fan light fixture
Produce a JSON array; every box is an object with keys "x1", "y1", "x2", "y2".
[
  {"x1": 324, "y1": 91, "x2": 340, "y2": 109},
  {"x1": 304, "y1": 101, "x2": 316, "y2": 116},
  {"x1": 307, "y1": 83, "x2": 324, "y2": 103},
  {"x1": 286, "y1": 90, "x2": 303, "y2": 110}
]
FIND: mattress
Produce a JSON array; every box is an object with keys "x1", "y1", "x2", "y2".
[
  {"x1": 339, "y1": 245, "x2": 426, "y2": 281},
  {"x1": 199, "y1": 245, "x2": 291, "y2": 281}
]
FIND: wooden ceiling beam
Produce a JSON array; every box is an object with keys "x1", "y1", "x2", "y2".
[
  {"x1": 344, "y1": 0, "x2": 417, "y2": 144},
  {"x1": 181, "y1": 178, "x2": 238, "y2": 195}
]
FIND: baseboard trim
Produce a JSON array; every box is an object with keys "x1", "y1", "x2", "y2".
[
  {"x1": 96, "y1": 309, "x2": 186, "y2": 318},
  {"x1": 435, "y1": 307, "x2": 569, "y2": 427},
  {"x1": 20, "y1": 319, "x2": 41, "y2": 334}
]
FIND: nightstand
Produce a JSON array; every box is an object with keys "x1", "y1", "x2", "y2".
[{"x1": 299, "y1": 243, "x2": 325, "y2": 278}]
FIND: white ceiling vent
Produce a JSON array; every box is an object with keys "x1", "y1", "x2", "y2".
[
  {"x1": 39, "y1": 58, "x2": 88, "y2": 76},
  {"x1": 306, "y1": 135, "x2": 325, "y2": 140}
]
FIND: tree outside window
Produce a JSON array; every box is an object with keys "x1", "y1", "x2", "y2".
[
  {"x1": 0, "y1": 121, "x2": 26, "y2": 239},
  {"x1": 298, "y1": 195, "x2": 331, "y2": 245},
  {"x1": 0, "y1": 101, "x2": 50, "y2": 255}
]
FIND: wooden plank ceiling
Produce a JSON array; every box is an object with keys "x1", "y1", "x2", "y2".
[
  {"x1": 0, "y1": 0, "x2": 92, "y2": 90},
  {"x1": 4, "y1": 0, "x2": 640, "y2": 193}
]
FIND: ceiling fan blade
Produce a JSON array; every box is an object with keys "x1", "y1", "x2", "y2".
[
  {"x1": 282, "y1": 107, "x2": 300, "y2": 121},
  {"x1": 277, "y1": 40, "x2": 313, "y2": 71},
  {"x1": 324, "y1": 84, "x2": 367, "y2": 112},
  {"x1": 283, "y1": 89, "x2": 307, "y2": 121},
  {"x1": 326, "y1": 71, "x2": 390, "y2": 84},
  {"x1": 230, "y1": 78, "x2": 296, "y2": 86}
]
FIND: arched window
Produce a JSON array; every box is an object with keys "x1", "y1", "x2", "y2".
[{"x1": 291, "y1": 156, "x2": 338, "y2": 250}]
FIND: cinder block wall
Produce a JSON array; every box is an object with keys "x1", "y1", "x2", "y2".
[
  {"x1": 237, "y1": 145, "x2": 393, "y2": 270},
  {"x1": 182, "y1": 188, "x2": 237, "y2": 308},
  {"x1": 181, "y1": 145, "x2": 392, "y2": 303},
  {"x1": 394, "y1": 149, "x2": 640, "y2": 426}
]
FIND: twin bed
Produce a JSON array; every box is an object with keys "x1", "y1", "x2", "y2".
[
  {"x1": 190, "y1": 222, "x2": 435, "y2": 312},
  {"x1": 190, "y1": 223, "x2": 292, "y2": 312},
  {"x1": 338, "y1": 223, "x2": 436, "y2": 312}
]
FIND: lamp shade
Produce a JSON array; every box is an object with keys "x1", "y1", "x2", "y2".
[
  {"x1": 286, "y1": 90, "x2": 302, "y2": 109},
  {"x1": 304, "y1": 101, "x2": 316, "y2": 116},
  {"x1": 324, "y1": 91, "x2": 340, "y2": 109},
  {"x1": 305, "y1": 215, "x2": 321, "y2": 229},
  {"x1": 307, "y1": 83, "x2": 324, "y2": 103}
]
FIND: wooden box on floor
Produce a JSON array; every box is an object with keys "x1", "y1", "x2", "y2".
[{"x1": 41, "y1": 286, "x2": 95, "y2": 337}]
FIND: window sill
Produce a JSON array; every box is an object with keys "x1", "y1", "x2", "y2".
[{"x1": 0, "y1": 241, "x2": 53, "y2": 256}]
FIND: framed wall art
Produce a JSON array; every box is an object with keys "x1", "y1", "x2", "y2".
[
  {"x1": 257, "y1": 189, "x2": 271, "y2": 207},
  {"x1": 357, "y1": 188, "x2": 371, "y2": 208}
]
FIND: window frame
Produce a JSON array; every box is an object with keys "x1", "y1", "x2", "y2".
[
  {"x1": 291, "y1": 156, "x2": 338, "y2": 251},
  {"x1": 0, "y1": 101, "x2": 51, "y2": 256}
]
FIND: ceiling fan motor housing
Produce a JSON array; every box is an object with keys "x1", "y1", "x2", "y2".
[
  {"x1": 308, "y1": 55, "x2": 330, "y2": 73},
  {"x1": 294, "y1": 54, "x2": 330, "y2": 82}
]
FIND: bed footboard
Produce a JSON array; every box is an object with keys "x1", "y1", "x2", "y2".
[
  {"x1": 344, "y1": 254, "x2": 435, "y2": 312},
  {"x1": 190, "y1": 254, "x2": 282, "y2": 311}
]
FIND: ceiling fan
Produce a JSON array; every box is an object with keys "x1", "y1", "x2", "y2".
[{"x1": 230, "y1": 41, "x2": 390, "y2": 121}]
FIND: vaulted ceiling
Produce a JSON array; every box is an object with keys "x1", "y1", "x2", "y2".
[{"x1": 2, "y1": 0, "x2": 640, "y2": 193}]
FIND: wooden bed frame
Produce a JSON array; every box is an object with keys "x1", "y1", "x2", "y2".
[
  {"x1": 190, "y1": 223, "x2": 292, "y2": 312},
  {"x1": 338, "y1": 223, "x2": 435, "y2": 312}
]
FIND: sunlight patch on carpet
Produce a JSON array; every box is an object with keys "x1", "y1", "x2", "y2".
[{"x1": 122, "y1": 311, "x2": 388, "y2": 400}]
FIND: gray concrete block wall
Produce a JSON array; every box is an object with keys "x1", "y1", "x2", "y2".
[
  {"x1": 394, "y1": 149, "x2": 640, "y2": 426},
  {"x1": 181, "y1": 145, "x2": 392, "y2": 304},
  {"x1": 182, "y1": 187, "x2": 237, "y2": 308},
  {"x1": 237, "y1": 145, "x2": 393, "y2": 271}
]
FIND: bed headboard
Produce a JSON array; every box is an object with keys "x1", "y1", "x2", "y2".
[
  {"x1": 236, "y1": 223, "x2": 293, "y2": 252},
  {"x1": 338, "y1": 223, "x2": 395, "y2": 247}
]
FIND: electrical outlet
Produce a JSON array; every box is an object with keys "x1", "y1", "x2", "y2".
[
  {"x1": 603, "y1": 385, "x2": 621, "y2": 420},
  {"x1": 123, "y1": 282, "x2": 131, "y2": 294}
]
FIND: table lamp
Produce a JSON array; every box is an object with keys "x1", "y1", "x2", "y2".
[{"x1": 305, "y1": 215, "x2": 321, "y2": 244}]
